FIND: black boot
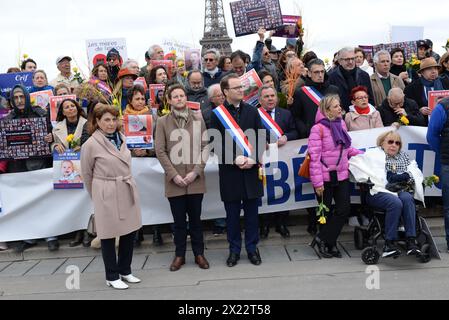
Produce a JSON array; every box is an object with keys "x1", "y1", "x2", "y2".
[
  {"x1": 153, "y1": 226, "x2": 163, "y2": 246},
  {"x1": 310, "y1": 236, "x2": 333, "y2": 258},
  {"x1": 69, "y1": 231, "x2": 83, "y2": 247},
  {"x1": 327, "y1": 244, "x2": 342, "y2": 258}
]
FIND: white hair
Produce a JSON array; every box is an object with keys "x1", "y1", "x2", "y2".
[
  {"x1": 123, "y1": 59, "x2": 139, "y2": 68},
  {"x1": 203, "y1": 48, "x2": 221, "y2": 61},
  {"x1": 338, "y1": 47, "x2": 355, "y2": 60},
  {"x1": 147, "y1": 45, "x2": 162, "y2": 59},
  {"x1": 373, "y1": 50, "x2": 391, "y2": 64},
  {"x1": 388, "y1": 87, "x2": 405, "y2": 98},
  {"x1": 207, "y1": 84, "x2": 221, "y2": 99}
]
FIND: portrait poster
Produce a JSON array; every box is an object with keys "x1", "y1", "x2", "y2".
[
  {"x1": 30, "y1": 90, "x2": 54, "y2": 110},
  {"x1": 123, "y1": 115, "x2": 153, "y2": 150},
  {"x1": 240, "y1": 69, "x2": 263, "y2": 107},
  {"x1": 272, "y1": 15, "x2": 302, "y2": 38},
  {"x1": 53, "y1": 150, "x2": 83, "y2": 190},
  {"x1": 151, "y1": 60, "x2": 173, "y2": 79},
  {"x1": 149, "y1": 84, "x2": 165, "y2": 108},
  {"x1": 0, "y1": 72, "x2": 33, "y2": 99},
  {"x1": 0, "y1": 117, "x2": 51, "y2": 160},
  {"x1": 184, "y1": 49, "x2": 202, "y2": 71},
  {"x1": 428, "y1": 90, "x2": 449, "y2": 111},
  {"x1": 134, "y1": 77, "x2": 148, "y2": 92},
  {"x1": 86, "y1": 38, "x2": 128, "y2": 70},
  {"x1": 230, "y1": 0, "x2": 283, "y2": 37},
  {"x1": 358, "y1": 45, "x2": 374, "y2": 65},
  {"x1": 373, "y1": 41, "x2": 417, "y2": 60},
  {"x1": 49, "y1": 95, "x2": 77, "y2": 126}
]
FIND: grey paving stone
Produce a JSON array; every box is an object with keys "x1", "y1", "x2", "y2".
[
  {"x1": 0, "y1": 250, "x2": 23, "y2": 263},
  {"x1": 0, "y1": 262, "x2": 12, "y2": 273},
  {"x1": 82, "y1": 256, "x2": 104, "y2": 274},
  {"x1": 258, "y1": 246, "x2": 291, "y2": 263},
  {"x1": 0, "y1": 260, "x2": 39, "y2": 277},
  {"x1": 285, "y1": 244, "x2": 320, "y2": 261},
  {"x1": 24, "y1": 259, "x2": 67, "y2": 276},
  {"x1": 339, "y1": 242, "x2": 363, "y2": 258},
  {"x1": 143, "y1": 252, "x2": 177, "y2": 270},
  {"x1": 54, "y1": 257, "x2": 95, "y2": 275},
  {"x1": 131, "y1": 254, "x2": 148, "y2": 270}
]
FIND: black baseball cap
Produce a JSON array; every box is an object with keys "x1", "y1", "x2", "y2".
[{"x1": 417, "y1": 40, "x2": 430, "y2": 49}]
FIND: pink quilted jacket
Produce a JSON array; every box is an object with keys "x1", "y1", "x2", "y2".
[{"x1": 308, "y1": 111, "x2": 363, "y2": 188}]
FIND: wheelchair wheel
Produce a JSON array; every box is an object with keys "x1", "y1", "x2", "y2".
[
  {"x1": 417, "y1": 244, "x2": 431, "y2": 263},
  {"x1": 354, "y1": 228, "x2": 365, "y2": 250},
  {"x1": 361, "y1": 247, "x2": 380, "y2": 265}
]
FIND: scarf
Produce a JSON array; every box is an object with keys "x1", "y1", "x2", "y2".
[
  {"x1": 354, "y1": 106, "x2": 370, "y2": 115},
  {"x1": 318, "y1": 117, "x2": 352, "y2": 149},
  {"x1": 204, "y1": 67, "x2": 219, "y2": 77},
  {"x1": 104, "y1": 131, "x2": 122, "y2": 150},
  {"x1": 390, "y1": 64, "x2": 406, "y2": 76},
  {"x1": 340, "y1": 66, "x2": 357, "y2": 94},
  {"x1": 420, "y1": 77, "x2": 444, "y2": 103},
  {"x1": 172, "y1": 107, "x2": 189, "y2": 128},
  {"x1": 124, "y1": 104, "x2": 150, "y2": 115}
]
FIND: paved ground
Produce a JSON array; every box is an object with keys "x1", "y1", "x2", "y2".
[{"x1": 0, "y1": 215, "x2": 448, "y2": 300}]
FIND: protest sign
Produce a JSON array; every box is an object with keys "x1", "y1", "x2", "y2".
[
  {"x1": 230, "y1": 0, "x2": 283, "y2": 37},
  {"x1": 187, "y1": 101, "x2": 201, "y2": 111},
  {"x1": 151, "y1": 60, "x2": 173, "y2": 79},
  {"x1": 53, "y1": 150, "x2": 83, "y2": 190},
  {"x1": 272, "y1": 15, "x2": 302, "y2": 38},
  {"x1": 0, "y1": 117, "x2": 51, "y2": 160},
  {"x1": 391, "y1": 26, "x2": 424, "y2": 43},
  {"x1": 123, "y1": 115, "x2": 153, "y2": 149},
  {"x1": 428, "y1": 90, "x2": 449, "y2": 111},
  {"x1": 49, "y1": 95, "x2": 77, "y2": 125},
  {"x1": 149, "y1": 84, "x2": 165, "y2": 108},
  {"x1": 185, "y1": 49, "x2": 202, "y2": 71},
  {"x1": 161, "y1": 39, "x2": 193, "y2": 57},
  {"x1": 30, "y1": 90, "x2": 53, "y2": 110},
  {"x1": 240, "y1": 69, "x2": 263, "y2": 107},
  {"x1": 134, "y1": 77, "x2": 148, "y2": 92},
  {"x1": 358, "y1": 45, "x2": 374, "y2": 64},
  {"x1": 0, "y1": 72, "x2": 33, "y2": 99},
  {"x1": 373, "y1": 41, "x2": 417, "y2": 60},
  {"x1": 86, "y1": 38, "x2": 128, "y2": 70}
]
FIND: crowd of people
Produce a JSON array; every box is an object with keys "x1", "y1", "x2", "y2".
[{"x1": 1, "y1": 30, "x2": 449, "y2": 290}]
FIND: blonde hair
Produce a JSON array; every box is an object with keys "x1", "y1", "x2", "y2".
[
  {"x1": 377, "y1": 130, "x2": 402, "y2": 152},
  {"x1": 319, "y1": 94, "x2": 340, "y2": 119}
]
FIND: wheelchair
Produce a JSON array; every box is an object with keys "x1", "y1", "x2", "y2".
[{"x1": 353, "y1": 179, "x2": 436, "y2": 265}]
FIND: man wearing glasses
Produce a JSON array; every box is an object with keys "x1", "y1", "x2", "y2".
[
  {"x1": 210, "y1": 74, "x2": 266, "y2": 268},
  {"x1": 202, "y1": 49, "x2": 225, "y2": 88},
  {"x1": 328, "y1": 47, "x2": 374, "y2": 112}
]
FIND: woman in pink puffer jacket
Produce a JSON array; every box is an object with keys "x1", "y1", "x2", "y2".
[{"x1": 308, "y1": 94, "x2": 363, "y2": 258}]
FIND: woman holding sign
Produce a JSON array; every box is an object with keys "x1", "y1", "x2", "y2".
[
  {"x1": 81, "y1": 103, "x2": 142, "y2": 290},
  {"x1": 155, "y1": 84, "x2": 209, "y2": 272}
]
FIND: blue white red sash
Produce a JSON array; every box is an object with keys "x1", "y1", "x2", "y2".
[
  {"x1": 213, "y1": 105, "x2": 253, "y2": 156},
  {"x1": 258, "y1": 107, "x2": 284, "y2": 140},
  {"x1": 302, "y1": 86, "x2": 323, "y2": 106}
]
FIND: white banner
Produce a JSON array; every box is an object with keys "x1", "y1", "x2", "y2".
[
  {"x1": 0, "y1": 126, "x2": 442, "y2": 241},
  {"x1": 86, "y1": 38, "x2": 128, "y2": 70}
]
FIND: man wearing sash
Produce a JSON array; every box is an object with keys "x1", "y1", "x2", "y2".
[
  {"x1": 257, "y1": 85, "x2": 298, "y2": 239},
  {"x1": 210, "y1": 74, "x2": 266, "y2": 267},
  {"x1": 291, "y1": 59, "x2": 339, "y2": 139}
]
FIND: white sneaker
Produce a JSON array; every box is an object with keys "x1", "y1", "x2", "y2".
[
  {"x1": 106, "y1": 279, "x2": 129, "y2": 290},
  {"x1": 348, "y1": 216, "x2": 360, "y2": 227},
  {"x1": 361, "y1": 215, "x2": 370, "y2": 226},
  {"x1": 120, "y1": 274, "x2": 141, "y2": 283}
]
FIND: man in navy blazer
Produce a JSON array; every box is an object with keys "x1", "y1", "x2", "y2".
[{"x1": 257, "y1": 85, "x2": 298, "y2": 239}]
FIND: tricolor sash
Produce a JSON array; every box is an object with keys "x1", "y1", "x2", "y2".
[
  {"x1": 258, "y1": 107, "x2": 284, "y2": 140},
  {"x1": 213, "y1": 105, "x2": 253, "y2": 156},
  {"x1": 302, "y1": 86, "x2": 323, "y2": 106}
]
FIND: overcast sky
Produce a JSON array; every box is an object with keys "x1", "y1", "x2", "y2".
[{"x1": 1, "y1": 0, "x2": 448, "y2": 79}]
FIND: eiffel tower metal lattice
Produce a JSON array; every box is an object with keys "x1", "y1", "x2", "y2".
[{"x1": 200, "y1": 0, "x2": 233, "y2": 57}]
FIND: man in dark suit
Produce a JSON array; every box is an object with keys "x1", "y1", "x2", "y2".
[
  {"x1": 328, "y1": 47, "x2": 374, "y2": 112},
  {"x1": 210, "y1": 74, "x2": 266, "y2": 267},
  {"x1": 257, "y1": 85, "x2": 298, "y2": 239}
]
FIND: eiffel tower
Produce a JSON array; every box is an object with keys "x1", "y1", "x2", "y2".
[{"x1": 200, "y1": 0, "x2": 233, "y2": 57}]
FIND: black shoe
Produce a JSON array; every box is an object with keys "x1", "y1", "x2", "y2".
[
  {"x1": 383, "y1": 240, "x2": 401, "y2": 258},
  {"x1": 14, "y1": 241, "x2": 37, "y2": 254},
  {"x1": 310, "y1": 237, "x2": 333, "y2": 258},
  {"x1": 47, "y1": 240, "x2": 59, "y2": 252},
  {"x1": 82, "y1": 230, "x2": 91, "y2": 247},
  {"x1": 327, "y1": 244, "x2": 342, "y2": 258},
  {"x1": 69, "y1": 231, "x2": 83, "y2": 247},
  {"x1": 275, "y1": 225, "x2": 290, "y2": 238},
  {"x1": 259, "y1": 226, "x2": 269, "y2": 239},
  {"x1": 153, "y1": 229, "x2": 163, "y2": 246},
  {"x1": 406, "y1": 237, "x2": 421, "y2": 256},
  {"x1": 226, "y1": 252, "x2": 240, "y2": 267},
  {"x1": 248, "y1": 249, "x2": 262, "y2": 265}
]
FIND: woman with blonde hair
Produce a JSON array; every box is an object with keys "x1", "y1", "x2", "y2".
[{"x1": 308, "y1": 94, "x2": 363, "y2": 258}]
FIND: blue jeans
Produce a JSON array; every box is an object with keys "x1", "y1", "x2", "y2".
[
  {"x1": 440, "y1": 164, "x2": 449, "y2": 247},
  {"x1": 367, "y1": 192, "x2": 416, "y2": 241}
]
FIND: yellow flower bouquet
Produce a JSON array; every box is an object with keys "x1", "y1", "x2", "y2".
[
  {"x1": 399, "y1": 115, "x2": 410, "y2": 126},
  {"x1": 405, "y1": 54, "x2": 420, "y2": 72},
  {"x1": 66, "y1": 134, "x2": 81, "y2": 151},
  {"x1": 423, "y1": 175, "x2": 439, "y2": 188}
]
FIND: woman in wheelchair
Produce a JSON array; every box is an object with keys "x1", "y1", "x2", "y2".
[{"x1": 349, "y1": 130, "x2": 425, "y2": 258}]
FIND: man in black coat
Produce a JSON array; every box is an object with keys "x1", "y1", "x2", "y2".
[
  {"x1": 290, "y1": 59, "x2": 340, "y2": 138},
  {"x1": 328, "y1": 47, "x2": 374, "y2": 112},
  {"x1": 378, "y1": 88, "x2": 426, "y2": 127},
  {"x1": 257, "y1": 85, "x2": 298, "y2": 239},
  {"x1": 210, "y1": 74, "x2": 266, "y2": 267}
]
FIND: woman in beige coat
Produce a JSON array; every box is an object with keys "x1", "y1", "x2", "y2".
[
  {"x1": 81, "y1": 103, "x2": 142, "y2": 290},
  {"x1": 155, "y1": 84, "x2": 210, "y2": 272}
]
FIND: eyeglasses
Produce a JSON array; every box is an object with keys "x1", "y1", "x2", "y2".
[
  {"x1": 228, "y1": 86, "x2": 243, "y2": 91},
  {"x1": 387, "y1": 140, "x2": 401, "y2": 146},
  {"x1": 354, "y1": 96, "x2": 369, "y2": 101},
  {"x1": 341, "y1": 57, "x2": 356, "y2": 62},
  {"x1": 204, "y1": 58, "x2": 215, "y2": 62}
]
